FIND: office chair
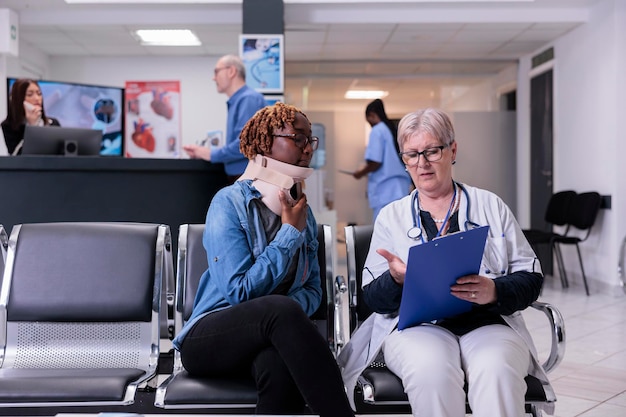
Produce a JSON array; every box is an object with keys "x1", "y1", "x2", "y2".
[
  {"x1": 551, "y1": 191, "x2": 602, "y2": 296},
  {"x1": 0, "y1": 222, "x2": 170, "y2": 408},
  {"x1": 154, "y1": 223, "x2": 341, "y2": 410},
  {"x1": 523, "y1": 190, "x2": 577, "y2": 288},
  {"x1": 341, "y1": 224, "x2": 565, "y2": 416}
]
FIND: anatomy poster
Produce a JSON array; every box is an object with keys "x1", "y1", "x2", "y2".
[
  {"x1": 124, "y1": 80, "x2": 181, "y2": 158},
  {"x1": 239, "y1": 34, "x2": 284, "y2": 93}
]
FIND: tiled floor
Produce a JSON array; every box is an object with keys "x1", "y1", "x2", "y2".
[{"x1": 523, "y1": 278, "x2": 626, "y2": 417}]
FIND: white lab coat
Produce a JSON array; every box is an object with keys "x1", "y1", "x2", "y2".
[{"x1": 337, "y1": 183, "x2": 555, "y2": 414}]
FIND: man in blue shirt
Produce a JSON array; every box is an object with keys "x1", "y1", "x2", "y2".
[{"x1": 184, "y1": 54, "x2": 266, "y2": 183}]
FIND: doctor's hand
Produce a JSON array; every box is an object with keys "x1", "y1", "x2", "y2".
[
  {"x1": 450, "y1": 274, "x2": 497, "y2": 305},
  {"x1": 280, "y1": 190, "x2": 307, "y2": 232},
  {"x1": 376, "y1": 249, "x2": 406, "y2": 285}
]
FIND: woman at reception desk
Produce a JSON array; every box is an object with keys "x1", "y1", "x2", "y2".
[{"x1": 2, "y1": 78, "x2": 60, "y2": 155}]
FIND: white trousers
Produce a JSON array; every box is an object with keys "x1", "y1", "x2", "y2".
[{"x1": 382, "y1": 324, "x2": 530, "y2": 417}]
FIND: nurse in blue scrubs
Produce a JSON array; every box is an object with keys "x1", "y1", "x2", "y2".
[{"x1": 352, "y1": 99, "x2": 412, "y2": 220}]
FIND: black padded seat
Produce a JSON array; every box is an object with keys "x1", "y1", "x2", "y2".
[
  {"x1": 0, "y1": 222, "x2": 171, "y2": 408},
  {"x1": 155, "y1": 223, "x2": 338, "y2": 410},
  {"x1": 156, "y1": 370, "x2": 257, "y2": 408},
  {"x1": 0, "y1": 369, "x2": 146, "y2": 403}
]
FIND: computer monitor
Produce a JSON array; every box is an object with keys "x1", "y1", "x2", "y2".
[{"x1": 22, "y1": 126, "x2": 103, "y2": 156}]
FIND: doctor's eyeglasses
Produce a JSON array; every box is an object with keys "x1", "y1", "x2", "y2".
[
  {"x1": 399, "y1": 145, "x2": 447, "y2": 167},
  {"x1": 273, "y1": 133, "x2": 319, "y2": 150}
]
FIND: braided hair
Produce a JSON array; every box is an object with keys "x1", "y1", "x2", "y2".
[
  {"x1": 366, "y1": 98, "x2": 403, "y2": 163},
  {"x1": 240, "y1": 102, "x2": 308, "y2": 159}
]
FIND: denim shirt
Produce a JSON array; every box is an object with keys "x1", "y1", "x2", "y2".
[{"x1": 173, "y1": 180, "x2": 321, "y2": 350}]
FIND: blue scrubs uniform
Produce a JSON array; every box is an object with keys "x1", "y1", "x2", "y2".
[{"x1": 364, "y1": 122, "x2": 411, "y2": 219}]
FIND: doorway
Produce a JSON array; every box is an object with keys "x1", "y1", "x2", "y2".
[{"x1": 530, "y1": 69, "x2": 554, "y2": 274}]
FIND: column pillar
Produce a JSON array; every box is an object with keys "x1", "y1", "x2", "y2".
[
  {"x1": 240, "y1": 0, "x2": 284, "y2": 95},
  {"x1": 242, "y1": 0, "x2": 284, "y2": 34}
]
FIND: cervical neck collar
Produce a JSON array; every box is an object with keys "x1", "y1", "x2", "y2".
[{"x1": 239, "y1": 155, "x2": 314, "y2": 215}]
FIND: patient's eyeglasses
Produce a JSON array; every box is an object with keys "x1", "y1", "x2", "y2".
[{"x1": 273, "y1": 133, "x2": 319, "y2": 150}]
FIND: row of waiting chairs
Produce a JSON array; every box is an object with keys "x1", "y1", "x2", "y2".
[
  {"x1": 0, "y1": 221, "x2": 338, "y2": 414},
  {"x1": 0, "y1": 222, "x2": 565, "y2": 417}
]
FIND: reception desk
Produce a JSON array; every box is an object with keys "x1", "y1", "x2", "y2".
[{"x1": 0, "y1": 156, "x2": 229, "y2": 245}]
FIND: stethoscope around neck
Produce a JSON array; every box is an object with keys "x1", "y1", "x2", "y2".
[{"x1": 406, "y1": 181, "x2": 481, "y2": 242}]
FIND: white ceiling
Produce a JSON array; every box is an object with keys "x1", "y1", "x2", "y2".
[{"x1": 2, "y1": 0, "x2": 602, "y2": 110}]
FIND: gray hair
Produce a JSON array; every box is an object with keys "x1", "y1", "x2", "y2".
[
  {"x1": 220, "y1": 54, "x2": 246, "y2": 80},
  {"x1": 397, "y1": 108, "x2": 455, "y2": 151}
]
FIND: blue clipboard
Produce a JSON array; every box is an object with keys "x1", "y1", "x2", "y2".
[{"x1": 398, "y1": 225, "x2": 490, "y2": 330}]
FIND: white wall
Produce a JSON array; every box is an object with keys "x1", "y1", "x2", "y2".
[
  {"x1": 307, "y1": 110, "x2": 371, "y2": 234},
  {"x1": 616, "y1": 0, "x2": 626, "y2": 287},
  {"x1": 0, "y1": 42, "x2": 51, "y2": 155},
  {"x1": 452, "y1": 111, "x2": 517, "y2": 214},
  {"x1": 516, "y1": 0, "x2": 624, "y2": 292}
]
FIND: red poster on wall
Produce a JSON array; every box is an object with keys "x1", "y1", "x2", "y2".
[{"x1": 124, "y1": 80, "x2": 181, "y2": 158}]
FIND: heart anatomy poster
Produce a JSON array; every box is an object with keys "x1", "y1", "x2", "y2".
[{"x1": 124, "y1": 80, "x2": 181, "y2": 158}]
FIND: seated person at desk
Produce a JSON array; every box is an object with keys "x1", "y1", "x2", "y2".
[
  {"x1": 1, "y1": 78, "x2": 60, "y2": 155},
  {"x1": 173, "y1": 103, "x2": 355, "y2": 417},
  {"x1": 338, "y1": 108, "x2": 552, "y2": 417}
]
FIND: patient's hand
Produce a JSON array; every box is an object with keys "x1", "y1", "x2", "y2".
[{"x1": 280, "y1": 190, "x2": 307, "y2": 232}]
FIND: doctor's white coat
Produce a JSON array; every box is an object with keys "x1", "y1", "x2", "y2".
[{"x1": 337, "y1": 183, "x2": 555, "y2": 414}]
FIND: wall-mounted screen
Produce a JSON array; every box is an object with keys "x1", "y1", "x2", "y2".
[{"x1": 7, "y1": 78, "x2": 124, "y2": 156}]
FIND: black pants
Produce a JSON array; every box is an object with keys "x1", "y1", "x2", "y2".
[{"x1": 180, "y1": 295, "x2": 354, "y2": 417}]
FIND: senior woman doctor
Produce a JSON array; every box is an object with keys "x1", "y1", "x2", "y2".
[{"x1": 338, "y1": 108, "x2": 553, "y2": 417}]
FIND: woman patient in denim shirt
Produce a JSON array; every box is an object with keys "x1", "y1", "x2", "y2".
[{"x1": 173, "y1": 103, "x2": 354, "y2": 417}]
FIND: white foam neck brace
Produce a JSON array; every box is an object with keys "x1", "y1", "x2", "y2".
[{"x1": 239, "y1": 155, "x2": 314, "y2": 215}]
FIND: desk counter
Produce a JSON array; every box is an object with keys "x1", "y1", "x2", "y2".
[{"x1": 0, "y1": 156, "x2": 229, "y2": 241}]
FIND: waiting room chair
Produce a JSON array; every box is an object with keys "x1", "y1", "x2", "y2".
[
  {"x1": 0, "y1": 222, "x2": 171, "y2": 407},
  {"x1": 551, "y1": 191, "x2": 602, "y2": 296},
  {"x1": 341, "y1": 224, "x2": 565, "y2": 416},
  {"x1": 154, "y1": 223, "x2": 340, "y2": 410},
  {"x1": 523, "y1": 190, "x2": 577, "y2": 289}
]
